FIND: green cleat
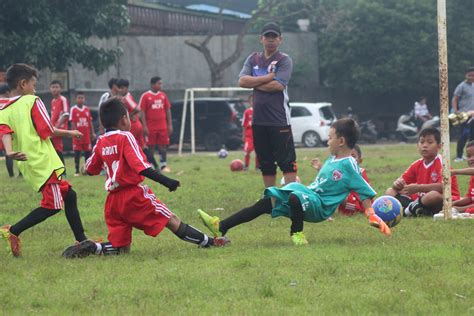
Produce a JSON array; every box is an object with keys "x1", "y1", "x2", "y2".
[
  {"x1": 291, "y1": 232, "x2": 308, "y2": 246},
  {"x1": 197, "y1": 209, "x2": 221, "y2": 237}
]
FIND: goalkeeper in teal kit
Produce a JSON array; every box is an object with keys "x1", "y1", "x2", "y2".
[{"x1": 198, "y1": 118, "x2": 391, "y2": 245}]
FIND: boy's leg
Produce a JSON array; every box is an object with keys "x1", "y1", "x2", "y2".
[
  {"x1": 288, "y1": 194, "x2": 308, "y2": 245},
  {"x1": 167, "y1": 214, "x2": 228, "y2": 247},
  {"x1": 5, "y1": 155, "x2": 14, "y2": 177},
  {"x1": 157, "y1": 145, "x2": 168, "y2": 171},
  {"x1": 143, "y1": 146, "x2": 158, "y2": 169},
  {"x1": 456, "y1": 123, "x2": 470, "y2": 159},
  {"x1": 84, "y1": 150, "x2": 92, "y2": 162},
  {"x1": 63, "y1": 188, "x2": 87, "y2": 242},
  {"x1": 199, "y1": 198, "x2": 273, "y2": 236},
  {"x1": 405, "y1": 191, "x2": 443, "y2": 216},
  {"x1": 74, "y1": 150, "x2": 81, "y2": 174}
]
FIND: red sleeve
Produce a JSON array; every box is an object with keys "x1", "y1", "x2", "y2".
[
  {"x1": 450, "y1": 174, "x2": 460, "y2": 200},
  {"x1": 467, "y1": 177, "x2": 474, "y2": 199},
  {"x1": 31, "y1": 99, "x2": 55, "y2": 139},
  {"x1": 85, "y1": 142, "x2": 103, "y2": 175},
  {"x1": 361, "y1": 168, "x2": 370, "y2": 184},
  {"x1": 123, "y1": 132, "x2": 151, "y2": 173},
  {"x1": 0, "y1": 124, "x2": 13, "y2": 136},
  {"x1": 138, "y1": 93, "x2": 147, "y2": 112},
  {"x1": 61, "y1": 96, "x2": 69, "y2": 114},
  {"x1": 402, "y1": 161, "x2": 418, "y2": 184},
  {"x1": 125, "y1": 93, "x2": 138, "y2": 110},
  {"x1": 242, "y1": 110, "x2": 249, "y2": 128},
  {"x1": 69, "y1": 108, "x2": 76, "y2": 123}
]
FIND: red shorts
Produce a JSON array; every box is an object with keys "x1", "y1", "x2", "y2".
[
  {"x1": 147, "y1": 129, "x2": 169, "y2": 146},
  {"x1": 72, "y1": 142, "x2": 92, "y2": 152},
  {"x1": 338, "y1": 192, "x2": 364, "y2": 216},
  {"x1": 130, "y1": 119, "x2": 145, "y2": 148},
  {"x1": 40, "y1": 174, "x2": 71, "y2": 210},
  {"x1": 104, "y1": 185, "x2": 172, "y2": 247},
  {"x1": 244, "y1": 137, "x2": 254, "y2": 154},
  {"x1": 51, "y1": 137, "x2": 64, "y2": 152}
]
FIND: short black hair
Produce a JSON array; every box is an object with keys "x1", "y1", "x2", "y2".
[
  {"x1": 6, "y1": 63, "x2": 39, "y2": 90},
  {"x1": 0, "y1": 83, "x2": 11, "y2": 95},
  {"x1": 100, "y1": 97, "x2": 128, "y2": 129},
  {"x1": 331, "y1": 118, "x2": 359, "y2": 149},
  {"x1": 76, "y1": 91, "x2": 85, "y2": 96},
  {"x1": 465, "y1": 67, "x2": 474, "y2": 74},
  {"x1": 50, "y1": 80, "x2": 62, "y2": 87},
  {"x1": 150, "y1": 76, "x2": 161, "y2": 85},
  {"x1": 419, "y1": 126, "x2": 440, "y2": 144},
  {"x1": 466, "y1": 140, "x2": 474, "y2": 149},
  {"x1": 108, "y1": 78, "x2": 119, "y2": 89},
  {"x1": 353, "y1": 144, "x2": 362, "y2": 158},
  {"x1": 117, "y1": 78, "x2": 130, "y2": 88}
]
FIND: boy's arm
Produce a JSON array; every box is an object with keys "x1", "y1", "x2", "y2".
[
  {"x1": 140, "y1": 168, "x2": 180, "y2": 192},
  {"x1": 53, "y1": 128, "x2": 82, "y2": 138},
  {"x1": 1, "y1": 133, "x2": 27, "y2": 161},
  {"x1": 453, "y1": 197, "x2": 472, "y2": 207},
  {"x1": 401, "y1": 183, "x2": 443, "y2": 195},
  {"x1": 138, "y1": 95, "x2": 149, "y2": 136},
  {"x1": 452, "y1": 168, "x2": 474, "y2": 176},
  {"x1": 166, "y1": 108, "x2": 173, "y2": 136}
]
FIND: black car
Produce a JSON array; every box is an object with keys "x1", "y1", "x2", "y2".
[{"x1": 170, "y1": 98, "x2": 247, "y2": 151}]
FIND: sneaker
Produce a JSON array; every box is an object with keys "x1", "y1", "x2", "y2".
[
  {"x1": 404, "y1": 200, "x2": 427, "y2": 217},
  {"x1": 212, "y1": 236, "x2": 230, "y2": 247},
  {"x1": 454, "y1": 157, "x2": 464, "y2": 163},
  {"x1": 74, "y1": 173, "x2": 80, "y2": 177},
  {"x1": 62, "y1": 239, "x2": 97, "y2": 259},
  {"x1": 197, "y1": 209, "x2": 221, "y2": 237},
  {"x1": 161, "y1": 166, "x2": 172, "y2": 173},
  {"x1": 291, "y1": 232, "x2": 308, "y2": 246},
  {"x1": 0, "y1": 225, "x2": 21, "y2": 257}
]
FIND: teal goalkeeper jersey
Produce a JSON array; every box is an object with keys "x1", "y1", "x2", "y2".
[{"x1": 307, "y1": 156, "x2": 376, "y2": 212}]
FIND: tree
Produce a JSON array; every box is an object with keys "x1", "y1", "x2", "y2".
[
  {"x1": 184, "y1": 0, "x2": 312, "y2": 87},
  {"x1": 314, "y1": 0, "x2": 474, "y2": 95},
  {"x1": 0, "y1": 0, "x2": 130, "y2": 73}
]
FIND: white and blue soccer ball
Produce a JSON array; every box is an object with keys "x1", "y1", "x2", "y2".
[{"x1": 218, "y1": 148, "x2": 228, "y2": 159}]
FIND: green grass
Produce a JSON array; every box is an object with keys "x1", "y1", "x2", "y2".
[{"x1": 1, "y1": 144, "x2": 474, "y2": 315}]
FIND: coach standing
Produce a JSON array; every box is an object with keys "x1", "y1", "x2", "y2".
[{"x1": 238, "y1": 22, "x2": 297, "y2": 187}]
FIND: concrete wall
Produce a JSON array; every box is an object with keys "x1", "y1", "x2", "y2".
[{"x1": 36, "y1": 32, "x2": 319, "y2": 107}]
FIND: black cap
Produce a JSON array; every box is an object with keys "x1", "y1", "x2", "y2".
[{"x1": 261, "y1": 22, "x2": 281, "y2": 36}]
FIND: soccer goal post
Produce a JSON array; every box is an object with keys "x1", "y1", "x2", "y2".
[
  {"x1": 178, "y1": 87, "x2": 252, "y2": 156},
  {"x1": 437, "y1": 0, "x2": 452, "y2": 219}
]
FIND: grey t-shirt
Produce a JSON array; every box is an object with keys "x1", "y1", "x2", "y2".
[
  {"x1": 454, "y1": 81, "x2": 474, "y2": 112},
  {"x1": 239, "y1": 51, "x2": 293, "y2": 126}
]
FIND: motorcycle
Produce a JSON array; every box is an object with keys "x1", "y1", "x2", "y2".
[
  {"x1": 396, "y1": 111, "x2": 440, "y2": 142},
  {"x1": 346, "y1": 107, "x2": 378, "y2": 144}
]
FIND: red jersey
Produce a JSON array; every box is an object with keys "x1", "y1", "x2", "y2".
[
  {"x1": 242, "y1": 107, "x2": 254, "y2": 139},
  {"x1": 465, "y1": 176, "x2": 474, "y2": 200},
  {"x1": 402, "y1": 155, "x2": 460, "y2": 200},
  {"x1": 138, "y1": 90, "x2": 170, "y2": 131},
  {"x1": 0, "y1": 98, "x2": 10, "y2": 150},
  {"x1": 69, "y1": 105, "x2": 92, "y2": 145},
  {"x1": 86, "y1": 130, "x2": 151, "y2": 192},
  {"x1": 50, "y1": 95, "x2": 69, "y2": 129}
]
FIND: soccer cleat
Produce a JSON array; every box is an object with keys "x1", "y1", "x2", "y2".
[
  {"x1": 212, "y1": 236, "x2": 230, "y2": 247},
  {"x1": 62, "y1": 239, "x2": 97, "y2": 259},
  {"x1": 197, "y1": 209, "x2": 221, "y2": 237},
  {"x1": 161, "y1": 166, "x2": 172, "y2": 173},
  {"x1": 368, "y1": 214, "x2": 391, "y2": 236},
  {"x1": 404, "y1": 200, "x2": 429, "y2": 217},
  {"x1": 0, "y1": 225, "x2": 21, "y2": 257},
  {"x1": 291, "y1": 232, "x2": 309, "y2": 246}
]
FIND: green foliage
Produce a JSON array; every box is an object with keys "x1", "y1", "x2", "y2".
[
  {"x1": 315, "y1": 0, "x2": 474, "y2": 94},
  {"x1": 0, "y1": 144, "x2": 473, "y2": 313},
  {"x1": 0, "y1": 0, "x2": 130, "y2": 73}
]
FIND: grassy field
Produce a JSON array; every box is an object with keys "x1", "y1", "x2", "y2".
[{"x1": 1, "y1": 143, "x2": 473, "y2": 315}]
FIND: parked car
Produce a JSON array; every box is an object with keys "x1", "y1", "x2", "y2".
[
  {"x1": 289, "y1": 102, "x2": 337, "y2": 147},
  {"x1": 170, "y1": 98, "x2": 247, "y2": 151}
]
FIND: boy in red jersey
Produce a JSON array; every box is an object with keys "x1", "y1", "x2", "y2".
[
  {"x1": 0, "y1": 64, "x2": 89, "y2": 257},
  {"x1": 50, "y1": 80, "x2": 69, "y2": 173},
  {"x1": 242, "y1": 95, "x2": 259, "y2": 170},
  {"x1": 69, "y1": 92, "x2": 96, "y2": 176},
  {"x1": 62, "y1": 98, "x2": 229, "y2": 258},
  {"x1": 386, "y1": 127, "x2": 460, "y2": 216},
  {"x1": 451, "y1": 141, "x2": 474, "y2": 213},
  {"x1": 139, "y1": 77, "x2": 172, "y2": 172},
  {"x1": 338, "y1": 145, "x2": 370, "y2": 215},
  {"x1": 0, "y1": 83, "x2": 15, "y2": 177},
  {"x1": 117, "y1": 79, "x2": 146, "y2": 150}
]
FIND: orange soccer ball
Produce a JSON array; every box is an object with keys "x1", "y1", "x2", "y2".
[{"x1": 230, "y1": 159, "x2": 244, "y2": 171}]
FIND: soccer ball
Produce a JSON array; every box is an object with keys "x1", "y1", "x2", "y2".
[
  {"x1": 230, "y1": 159, "x2": 244, "y2": 171},
  {"x1": 280, "y1": 176, "x2": 301, "y2": 186},
  {"x1": 218, "y1": 148, "x2": 228, "y2": 158},
  {"x1": 372, "y1": 195, "x2": 403, "y2": 227}
]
